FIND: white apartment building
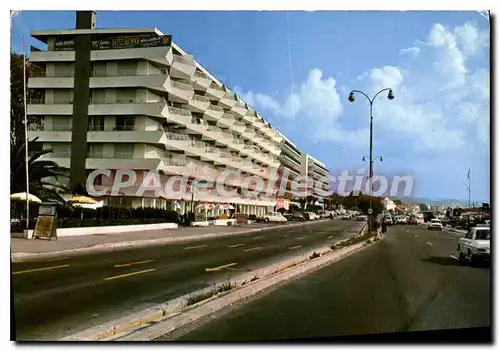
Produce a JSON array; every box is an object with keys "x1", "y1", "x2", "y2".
[
  {"x1": 301, "y1": 153, "x2": 330, "y2": 207},
  {"x1": 26, "y1": 26, "x2": 286, "y2": 216}
]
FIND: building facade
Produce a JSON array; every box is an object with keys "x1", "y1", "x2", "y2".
[{"x1": 26, "y1": 12, "x2": 330, "y2": 216}]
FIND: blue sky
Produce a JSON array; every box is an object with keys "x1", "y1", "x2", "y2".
[{"x1": 11, "y1": 11, "x2": 490, "y2": 202}]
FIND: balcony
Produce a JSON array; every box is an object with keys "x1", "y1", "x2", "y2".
[
  {"x1": 167, "y1": 79, "x2": 195, "y2": 103},
  {"x1": 231, "y1": 102, "x2": 248, "y2": 117},
  {"x1": 205, "y1": 83, "x2": 225, "y2": 100},
  {"x1": 167, "y1": 106, "x2": 193, "y2": 126},
  {"x1": 204, "y1": 104, "x2": 224, "y2": 122},
  {"x1": 163, "y1": 131, "x2": 192, "y2": 151},
  {"x1": 218, "y1": 92, "x2": 237, "y2": 109},
  {"x1": 87, "y1": 130, "x2": 165, "y2": 144},
  {"x1": 192, "y1": 70, "x2": 212, "y2": 90},
  {"x1": 230, "y1": 120, "x2": 246, "y2": 134},
  {"x1": 170, "y1": 54, "x2": 196, "y2": 79},
  {"x1": 242, "y1": 112, "x2": 257, "y2": 125},
  {"x1": 27, "y1": 103, "x2": 73, "y2": 115},
  {"x1": 28, "y1": 77, "x2": 74, "y2": 89},
  {"x1": 27, "y1": 129, "x2": 72, "y2": 142},
  {"x1": 217, "y1": 113, "x2": 236, "y2": 128},
  {"x1": 242, "y1": 127, "x2": 257, "y2": 140},
  {"x1": 29, "y1": 50, "x2": 75, "y2": 63},
  {"x1": 202, "y1": 125, "x2": 223, "y2": 142},
  {"x1": 186, "y1": 94, "x2": 210, "y2": 113},
  {"x1": 185, "y1": 117, "x2": 209, "y2": 135}
]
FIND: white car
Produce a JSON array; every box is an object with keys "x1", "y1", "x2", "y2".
[
  {"x1": 357, "y1": 215, "x2": 368, "y2": 221},
  {"x1": 263, "y1": 212, "x2": 287, "y2": 223},
  {"x1": 427, "y1": 219, "x2": 443, "y2": 231},
  {"x1": 306, "y1": 212, "x2": 320, "y2": 220},
  {"x1": 457, "y1": 226, "x2": 490, "y2": 264}
]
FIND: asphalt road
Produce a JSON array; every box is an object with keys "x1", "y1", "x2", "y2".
[
  {"x1": 12, "y1": 219, "x2": 364, "y2": 341},
  {"x1": 167, "y1": 224, "x2": 491, "y2": 342}
]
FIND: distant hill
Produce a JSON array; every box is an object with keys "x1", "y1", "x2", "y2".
[{"x1": 389, "y1": 196, "x2": 477, "y2": 207}]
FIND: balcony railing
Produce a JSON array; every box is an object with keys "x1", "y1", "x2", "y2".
[
  {"x1": 190, "y1": 139, "x2": 207, "y2": 148},
  {"x1": 208, "y1": 104, "x2": 224, "y2": 112},
  {"x1": 223, "y1": 92, "x2": 237, "y2": 100},
  {"x1": 163, "y1": 157, "x2": 188, "y2": 166},
  {"x1": 165, "y1": 132, "x2": 190, "y2": 141},
  {"x1": 192, "y1": 94, "x2": 210, "y2": 103},
  {"x1": 28, "y1": 126, "x2": 73, "y2": 131},
  {"x1": 168, "y1": 106, "x2": 193, "y2": 116},
  {"x1": 170, "y1": 80, "x2": 193, "y2": 90},
  {"x1": 173, "y1": 54, "x2": 195, "y2": 66},
  {"x1": 205, "y1": 146, "x2": 219, "y2": 153},
  {"x1": 193, "y1": 71, "x2": 209, "y2": 79}
]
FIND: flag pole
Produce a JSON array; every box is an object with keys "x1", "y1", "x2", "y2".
[{"x1": 23, "y1": 36, "x2": 30, "y2": 229}]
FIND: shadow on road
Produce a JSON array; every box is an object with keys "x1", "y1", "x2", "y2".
[
  {"x1": 422, "y1": 256, "x2": 491, "y2": 269},
  {"x1": 422, "y1": 256, "x2": 462, "y2": 267}
]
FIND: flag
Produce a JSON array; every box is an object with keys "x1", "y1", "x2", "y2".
[{"x1": 467, "y1": 169, "x2": 471, "y2": 179}]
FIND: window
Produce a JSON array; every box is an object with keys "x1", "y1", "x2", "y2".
[
  {"x1": 51, "y1": 144, "x2": 71, "y2": 158},
  {"x1": 115, "y1": 116, "x2": 135, "y2": 131},
  {"x1": 116, "y1": 89, "x2": 136, "y2": 103},
  {"x1": 87, "y1": 144, "x2": 104, "y2": 158},
  {"x1": 52, "y1": 117, "x2": 71, "y2": 131},
  {"x1": 117, "y1": 61, "x2": 137, "y2": 76},
  {"x1": 93, "y1": 62, "x2": 107, "y2": 77},
  {"x1": 88, "y1": 116, "x2": 105, "y2": 131},
  {"x1": 92, "y1": 90, "x2": 106, "y2": 104},
  {"x1": 114, "y1": 144, "x2": 134, "y2": 159},
  {"x1": 54, "y1": 63, "x2": 74, "y2": 77},
  {"x1": 53, "y1": 89, "x2": 73, "y2": 104},
  {"x1": 475, "y1": 230, "x2": 490, "y2": 240}
]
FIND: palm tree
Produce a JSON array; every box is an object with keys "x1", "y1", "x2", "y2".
[{"x1": 11, "y1": 137, "x2": 72, "y2": 204}]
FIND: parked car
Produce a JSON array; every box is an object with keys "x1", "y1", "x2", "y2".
[
  {"x1": 285, "y1": 213, "x2": 306, "y2": 221},
  {"x1": 306, "y1": 212, "x2": 320, "y2": 220},
  {"x1": 457, "y1": 226, "x2": 490, "y2": 265},
  {"x1": 440, "y1": 217, "x2": 450, "y2": 226},
  {"x1": 395, "y1": 216, "x2": 407, "y2": 225},
  {"x1": 427, "y1": 218, "x2": 443, "y2": 231},
  {"x1": 385, "y1": 216, "x2": 393, "y2": 225},
  {"x1": 342, "y1": 214, "x2": 352, "y2": 220},
  {"x1": 357, "y1": 215, "x2": 367, "y2": 221},
  {"x1": 263, "y1": 212, "x2": 287, "y2": 223},
  {"x1": 408, "y1": 217, "x2": 419, "y2": 225}
]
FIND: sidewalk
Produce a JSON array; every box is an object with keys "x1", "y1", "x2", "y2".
[{"x1": 11, "y1": 220, "x2": 330, "y2": 260}]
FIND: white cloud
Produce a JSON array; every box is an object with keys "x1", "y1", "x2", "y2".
[
  {"x1": 236, "y1": 69, "x2": 348, "y2": 142},
  {"x1": 400, "y1": 46, "x2": 420, "y2": 57},
  {"x1": 454, "y1": 21, "x2": 490, "y2": 56},
  {"x1": 234, "y1": 20, "x2": 489, "y2": 153}
]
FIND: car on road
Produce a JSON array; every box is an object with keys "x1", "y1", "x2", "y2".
[
  {"x1": 457, "y1": 226, "x2": 490, "y2": 265},
  {"x1": 342, "y1": 214, "x2": 352, "y2": 220},
  {"x1": 385, "y1": 216, "x2": 393, "y2": 225},
  {"x1": 427, "y1": 218, "x2": 443, "y2": 231},
  {"x1": 357, "y1": 215, "x2": 367, "y2": 221},
  {"x1": 408, "y1": 217, "x2": 419, "y2": 225},
  {"x1": 263, "y1": 212, "x2": 287, "y2": 223}
]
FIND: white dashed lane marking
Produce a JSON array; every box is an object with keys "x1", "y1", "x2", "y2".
[{"x1": 426, "y1": 241, "x2": 432, "y2": 246}]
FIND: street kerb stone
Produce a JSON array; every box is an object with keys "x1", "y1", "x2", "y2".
[
  {"x1": 61, "y1": 221, "x2": 374, "y2": 341},
  {"x1": 12, "y1": 219, "x2": 332, "y2": 262}
]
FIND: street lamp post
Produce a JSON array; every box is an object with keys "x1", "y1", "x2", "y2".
[{"x1": 349, "y1": 88, "x2": 394, "y2": 231}]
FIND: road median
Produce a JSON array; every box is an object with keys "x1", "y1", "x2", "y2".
[{"x1": 62, "y1": 223, "x2": 377, "y2": 341}]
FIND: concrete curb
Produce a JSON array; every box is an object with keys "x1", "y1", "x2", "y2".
[
  {"x1": 11, "y1": 219, "x2": 334, "y2": 262},
  {"x1": 61, "y1": 221, "x2": 368, "y2": 341},
  {"x1": 119, "y1": 240, "x2": 374, "y2": 341}
]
